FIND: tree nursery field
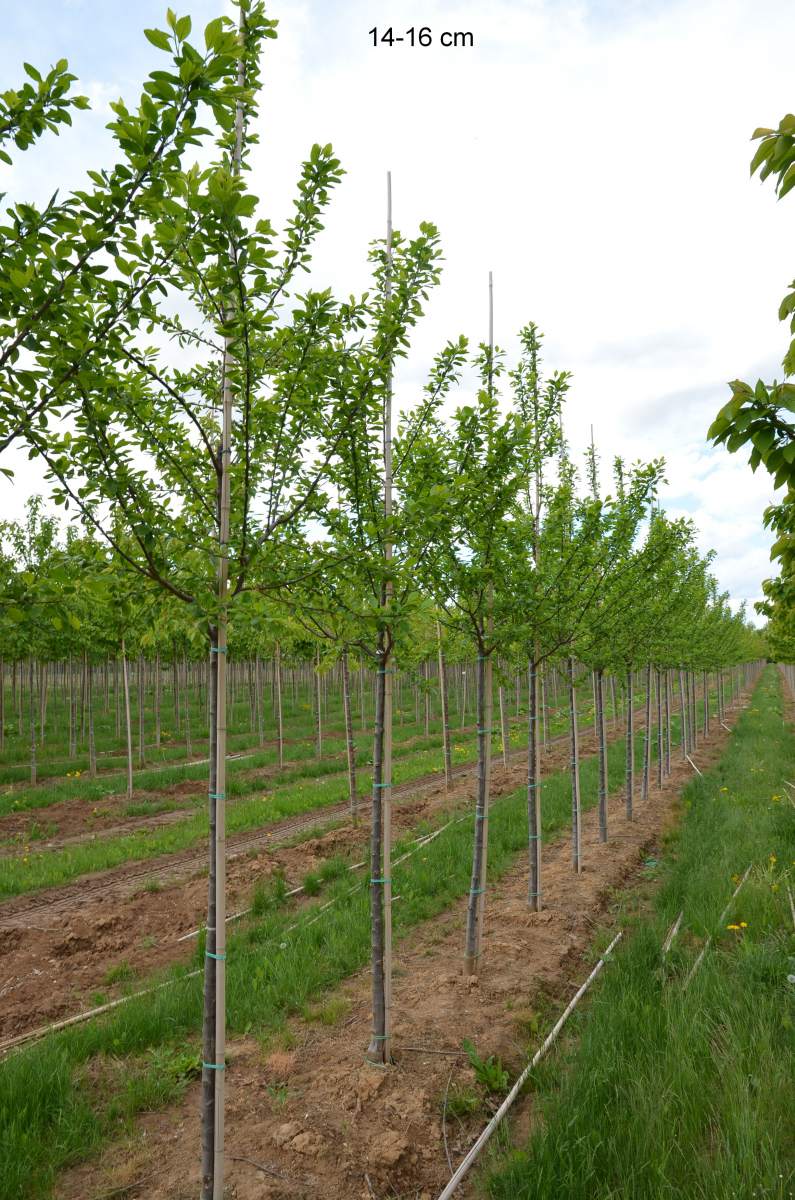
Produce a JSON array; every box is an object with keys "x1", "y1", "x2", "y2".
[{"x1": 0, "y1": 4, "x2": 793, "y2": 1199}]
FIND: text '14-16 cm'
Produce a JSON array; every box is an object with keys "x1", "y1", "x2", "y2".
[{"x1": 368, "y1": 27, "x2": 475, "y2": 47}]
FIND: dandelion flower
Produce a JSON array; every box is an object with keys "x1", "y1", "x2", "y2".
[
  {"x1": 727, "y1": 923, "x2": 740, "y2": 931},
  {"x1": 739, "y1": 921, "x2": 748, "y2": 928}
]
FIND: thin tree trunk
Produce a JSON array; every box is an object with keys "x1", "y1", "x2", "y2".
[
  {"x1": 201, "y1": 634, "x2": 219, "y2": 1198},
  {"x1": 28, "y1": 658, "x2": 37, "y2": 786},
  {"x1": 596, "y1": 667, "x2": 607, "y2": 842},
  {"x1": 527, "y1": 656, "x2": 542, "y2": 910},
  {"x1": 625, "y1": 667, "x2": 634, "y2": 819},
  {"x1": 464, "y1": 646, "x2": 493, "y2": 975},
  {"x1": 437, "y1": 622, "x2": 453, "y2": 789},
  {"x1": 641, "y1": 664, "x2": 652, "y2": 801},
  {"x1": 665, "y1": 670, "x2": 672, "y2": 775},
  {"x1": 184, "y1": 655, "x2": 193, "y2": 759},
  {"x1": 121, "y1": 641, "x2": 133, "y2": 800},
  {"x1": 255, "y1": 654, "x2": 265, "y2": 749},
  {"x1": 69, "y1": 655, "x2": 77, "y2": 758},
  {"x1": 154, "y1": 650, "x2": 161, "y2": 749},
  {"x1": 314, "y1": 650, "x2": 322, "y2": 760},
  {"x1": 368, "y1": 174, "x2": 394, "y2": 1063},
  {"x1": 498, "y1": 683, "x2": 509, "y2": 768},
  {"x1": 87, "y1": 654, "x2": 96, "y2": 778},
  {"x1": 567, "y1": 658, "x2": 581, "y2": 873},
  {"x1": 137, "y1": 654, "x2": 145, "y2": 767},
  {"x1": 678, "y1": 669, "x2": 688, "y2": 758},
  {"x1": 274, "y1": 643, "x2": 284, "y2": 769},
  {"x1": 656, "y1": 668, "x2": 663, "y2": 789},
  {"x1": 341, "y1": 648, "x2": 357, "y2": 822}
]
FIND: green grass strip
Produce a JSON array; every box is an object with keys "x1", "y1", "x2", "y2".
[
  {"x1": 0, "y1": 707, "x2": 669, "y2": 1200},
  {"x1": 486, "y1": 667, "x2": 795, "y2": 1200}
]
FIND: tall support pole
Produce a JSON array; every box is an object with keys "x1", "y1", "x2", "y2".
[
  {"x1": 203, "y1": 17, "x2": 245, "y2": 1197},
  {"x1": 464, "y1": 274, "x2": 495, "y2": 972},
  {"x1": 368, "y1": 172, "x2": 394, "y2": 1064}
]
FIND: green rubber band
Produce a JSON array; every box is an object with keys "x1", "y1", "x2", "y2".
[
  {"x1": 205, "y1": 951, "x2": 226, "y2": 960},
  {"x1": 203, "y1": 1061, "x2": 226, "y2": 1070},
  {"x1": 470, "y1": 887, "x2": 485, "y2": 895},
  {"x1": 528, "y1": 833, "x2": 541, "y2": 840},
  {"x1": 370, "y1": 877, "x2": 391, "y2": 884},
  {"x1": 373, "y1": 782, "x2": 392, "y2": 789},
  {"x1": 210, "y1": 647, "x2": 227, "y2": 654},
  {"x1": 370, "y1": 1034, "x2": 389, "y2": 1040},
  {"x1": 209, "y1": 792, "x2": 225, "y2": 799}
]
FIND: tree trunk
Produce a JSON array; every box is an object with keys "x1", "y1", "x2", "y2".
[
  {"x1": 498, "y1": 683, "x2": 509, "y2": 768},
  {"x1": 69, "y1": 655, "x2": 77, "y2": 758},
  {"x1": 625, "y1": 668, "x2": 634, "y2": 819},
  {"x1": 596, "y1": 667, "x2": 607, "y2": 842},
  {"x1": 527, "y1": 657, "x2": 542, "y2": 910},
  {"x1": 314, "y1": 650, "x2": 322, "y2": 760},
  {"x1": 656, "y1": 668, "x2": 663, "y2": 789},
  {"x1": 274, "y1": 643, "x2": 284, "y2": 769},
  {"x1": 121, "y1": 641, "x2": 133, "y2": 800},
  {"x1": 437, "y1": 622, "x2": 453, "y2": 789},
  {"x1": 28, "y1": 657, "x2": 37, "y2": 786},
  {"x1": 341, "y1": 648, "x2": 357, "y2": 822},
  {"x1": 184, "y1": 655, "x2": 193, "y2": 759},
  {"x1": 641, "y1": 664, "x2": 652, "y2": 801},
  {"x1": 86, "y1": 653, "x2": 97, "y2": 778},
  {"x1": 255, "y1": 654, "x2": 265, "y2": 748},
  {"x1": 665, "y1": 670, "x2": 672, "y2": 776},
  {"x1": 567, "y1": 658, "x2": 581, "y2": 873},
  {"x1": 678, "y1": 669, "x2": 688, "y2": 757},
  {"x1": 137, "y1": 654, "x2": 145, "y2": 767},
  {"x1": 200, "y1": 632, "x2": 219, "y2": 1197},
  {"x1": 464, "y1": 647, "x2": 492, "y2": 976},
  {"x1": 154, "y1": 651, "x2": 161, "y2": 749}
]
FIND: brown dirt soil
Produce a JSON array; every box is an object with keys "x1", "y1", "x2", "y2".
[
  {"x1": 0, "y1": 729, "x2": 589, "y2": 1041},
  {"x1": 53, "y1": 699, "x2": 748, "y2": 1200}
]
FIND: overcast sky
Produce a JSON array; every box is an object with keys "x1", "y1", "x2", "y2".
[{"x1": 2, "y1": 0, "x2": 793, "y2": 622}]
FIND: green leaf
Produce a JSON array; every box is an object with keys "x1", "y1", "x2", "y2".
[
  {"x1": 175, "y1": 15, "x2": 192, "y2": 40},
  {"x1": 204, "y1": 17, "x2": 225, "y2": 49},
  {"x1": 144, "y1": 28, "x2": 172, "y2": 52}
]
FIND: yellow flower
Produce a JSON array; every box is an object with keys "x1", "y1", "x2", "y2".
[
  {"x1": 739, "y1": 921, "x2": 748, "y2": 928},
  {"x1": 769, "y1": 854, "x2": 777, "y2": 864},
  {"x1": 727, "y1": 923, "x2": 740, "y2": 931},
  {"x1": 720, "y1": 786, "x2": 728, "y2": 793}
]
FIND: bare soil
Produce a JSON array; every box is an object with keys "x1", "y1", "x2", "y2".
[
  {"x1": 0, "y1": 728, "x2": 590, "y2": 1040},
  {"x1": 53, "y1": 701, "x2": 747, "y2": 1200}
]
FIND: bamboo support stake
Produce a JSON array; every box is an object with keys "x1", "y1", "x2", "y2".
[{"x1": 436, "y1": 932, "x2": 623, "y2": 1200}]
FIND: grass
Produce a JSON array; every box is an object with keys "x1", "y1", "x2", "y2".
[
  {"x1": 0, "y1": 691, "x2": 703, "y2": 1200},
  {"x1": 0, "y1": 679, "x2": 675, "y2": 896},
  {"x1": 485, "y1": 667, "x2": 795, "y2": 1200}
]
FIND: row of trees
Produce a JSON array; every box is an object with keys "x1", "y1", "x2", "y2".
[{"x1": 0, "y1": 4, "x2": 763, "y2": 1195}]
